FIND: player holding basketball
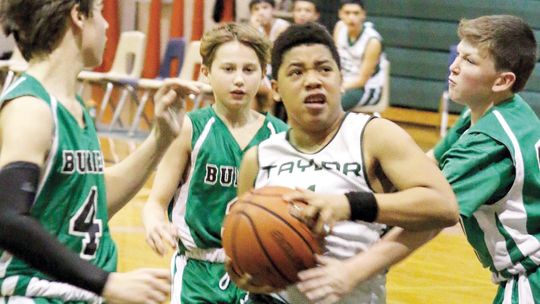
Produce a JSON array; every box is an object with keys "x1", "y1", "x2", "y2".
[
  {"x1": 142, "y1": 23, "x2": 288, "y2": 303},
  {"x1": 234, "y1": 23, "x2": 459, "y2": 303},
  {"x1": 426, "y1": 16, "x2": 540, "y2": 303},
  {"x1": 0, "y1": 0, "x2": 198, "y2": 303}
]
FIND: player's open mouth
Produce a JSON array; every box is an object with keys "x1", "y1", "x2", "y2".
[{"x1": 304, "y1": 93, "x2": 326, "y2": 104}]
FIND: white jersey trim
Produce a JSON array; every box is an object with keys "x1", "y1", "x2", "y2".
[
  {"x1": 474, "y1": 110, "x2": 540, "y2": 276},
  {"x1": 36, "y1": 96, "x2": 59, "y2": 202},
  {"x1": 172, "y1": 117, "x2": 216, "y2": 250}
]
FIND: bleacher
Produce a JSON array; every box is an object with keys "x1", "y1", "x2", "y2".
[{"x1": 362, "y1": 0, "x2": 540, "y2": 118}]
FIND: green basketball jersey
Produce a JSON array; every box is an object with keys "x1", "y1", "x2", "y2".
[
  {"x1": 0, "y1": 74, "x2": 117, "y2": 301},
  {"x1": 170, "y1": 107, "x2": 288, "y2": 251},
  {"x1": 439, "y1": 95, "x2": 540, "y2": 280}
]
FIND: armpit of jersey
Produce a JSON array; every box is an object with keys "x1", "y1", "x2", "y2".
[{"x1": 441, "y1": 132, "x2": 514, "y2": 217}]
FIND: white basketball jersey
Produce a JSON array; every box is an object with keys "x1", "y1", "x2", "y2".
[
  {"x1": 336, "y1": 22, "x2": 385, "y2": 91},
  {"x1": 255, "y1": 113, "x2": 386, "y2": 304}
]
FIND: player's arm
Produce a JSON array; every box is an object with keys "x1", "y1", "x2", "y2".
[
  {"x1": 0, "y1": 97, "x2": 110, "y2": 294},
  {"x1": 290, "y1": 118, "x2": 458, "y2": 232},
  {"x1": 332, "y1": 20, "x2": 345, "y2": 43},
  {"x1": 297, "y1": 227, "x2": 439, "y2": 303},
  {"x1": 142, "y1": 117, "x2": 193, "y2": 256},
  {"x1": 237, "y1": 146, "x2": 260, "y2": 196},
  {"x1": 428, "y1": 108, "x2": 472, "y2": 166},
  {"x1": 105, "y1": 80, "x2": 199, "y2": 217},
  {"x1": 0, "y1": 97, "x2": 174, "y2": 304},
  {"x1": 342, "y1": 39, "x2": 382, "y2": 91},
  {"x1": 363, "y1": 118, "x2": 458, "y2": 229}
]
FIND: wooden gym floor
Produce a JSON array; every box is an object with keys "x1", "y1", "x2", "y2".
[{"x1": 104, "y1": 118, "x2": 497, "y2": 304}]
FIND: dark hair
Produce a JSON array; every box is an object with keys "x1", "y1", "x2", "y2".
[
  {"x1": 200, "y1": 23, "x2": 271, "y2": 71},
  {"x1": 271, "y1": 22, "x2": 340, "y2": 80},
  {"x1": 339, "y1": 0, "x2": 365, "y2": 9},
  {"x1": 0, "y1": 0, "x2": 95, "y2": 61},
  {"x1": 458, "y1": 15, "x2": 537, "y2": 92},
  {"x1": 293, "y1": 0, "x2": 320, "y2": 12},
  {"x1": 249, "y1": 0, "x2": 275, "y2": 10}
]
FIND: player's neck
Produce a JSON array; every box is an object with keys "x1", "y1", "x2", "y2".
[
  {"x1": 468, "y1": 91, "x2": 514, "y2": 125},
  {"x1": 289, "y1": 111, "x2": 345, "y2": 153},
  {"x1": 263, "y1": 20, "x2": 274, "y2": 35},
  {"x1": 213, "y1": 102, "x2": 257, "y2": 128},
  {"x1": 26, "y1": 44, "x2": 82, "y2": 104},
  {"x1": 347, "y1": 25, "x2": 363, "y2": 42}
]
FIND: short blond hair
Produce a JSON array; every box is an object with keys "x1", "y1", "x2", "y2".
[
  {"x1": 458, "y1": 15, "x2": 537, "y2": 92},
  {"x1": 200, "y1": 23, "x2": 271, "y2": 72}
]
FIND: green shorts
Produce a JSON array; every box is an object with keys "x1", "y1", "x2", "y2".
[
  {"x1": 171, "y1": 253, "x2": 248, "y2": 304},
  {"x1": 493, "y1": 269, "x2": 540, "y2": 304}
]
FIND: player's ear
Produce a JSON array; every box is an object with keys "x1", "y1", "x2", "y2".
[
  {"x1": 271, "y1": 79, "x2": 281, "y2": 102},
  {"x1": 70, "y1": 4, "x2": 85, "y2": 30},
  {"x1": 201, "y1": 65, "x2": 210, "y2": 78},
  {"x1": 492, "y1": 71, "x2": 516, "y2": 93}
]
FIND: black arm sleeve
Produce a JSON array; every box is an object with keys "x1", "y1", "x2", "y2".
[{"x1": 0, "y1": 162, "x2": 109, "y2": 295}]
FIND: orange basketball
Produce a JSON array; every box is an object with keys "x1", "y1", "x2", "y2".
[{"x1": 222, "y1": 186, "x2": 322, "y2": 289}]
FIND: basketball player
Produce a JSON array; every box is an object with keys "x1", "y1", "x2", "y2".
[
  {"x1": 427, "y1": 16, "x2": 540, "y2": 303},
  {"x1": 335, "y1": 0, "x2": 386, "y2": 111},
  {"x1": 249, "y1": 0, "x2": 290, "y2": 44},
  {"x1": 233, "y1": 23, "x2": 458, "y2": 303},
  {"x1": 142, "y1": 23, "x2": 288, "y2": 303},
  {"x1": 292, "y1": 0, "x2": 320, "y2": 25},
  {"x1": 0, "y1": 0, "x2": 199, "y2": 303}
]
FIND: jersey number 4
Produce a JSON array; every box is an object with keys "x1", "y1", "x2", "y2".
[{"x1": 69, "y1": 186, "x2": 103, "y2": 260}]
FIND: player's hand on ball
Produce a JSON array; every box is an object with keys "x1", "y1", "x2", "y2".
[
  {"x1": 283, "y1": 188, "x2": 350, "y2": 236},
  {"x1": 296, "y1": 255, "x2": 355, "y2": 304},
  {"x1": 225, "y1": 258, "x2": 279, "y2": 293},
  {"x1": 153, "y1": 79, "x2": 201, "y2": 141},
  {"x1": 144, "y1": 219, "x2": 180, "y2": 256},
  {"x1": 102, "y1": 268, "x2": 171, "y2": 304}
]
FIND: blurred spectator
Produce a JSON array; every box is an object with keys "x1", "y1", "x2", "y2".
[
  {"x1": 335, "y1": 0, "x2": 386, "y2": 111},
  {"x1": 292, "y1": 0, "x2": 320, "y2": 24},
  {"x1": 249, "y1": 0, "x2": 290, "y2": 42}
]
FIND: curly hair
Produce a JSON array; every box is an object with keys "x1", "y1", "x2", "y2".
[{"x1": 271, "y1": 22, "x2": 340, "y2": 80}]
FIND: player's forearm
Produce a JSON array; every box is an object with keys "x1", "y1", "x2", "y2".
[
  {"x1": 105, "y1": 129, "x2": 172, "y2": 217},
  {"x1": 142, "y1": 199, "x2": 169, "y2": 228},
  {"x1": 0, "y1": 162, "x2": 109, "y2": 294},
  {"x1": 374, "y1": 187, "x2": 459, "y2": 230},
  {"x1": 345, "y1": 227, "x2": 438, "y2": 285}
]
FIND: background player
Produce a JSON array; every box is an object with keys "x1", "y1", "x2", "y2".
[
  {"x1": 334, "y1": 0, "x2": 386, "y2": 111},
  {"x1": 233, "y1": 23, "x2": 458, "y2": 304},
  {"x1": 0, "y1": 0, "x2": 198, "y2": 303},
  {"x1": 292, "y1": 0, "x2": 320, "y2": 25},
  {"x1": 429, "y1": 15, "x2": 540, "y2": 303},
  {"x1": 142, "y1": 23, "x2": 288, "y2": 303}
]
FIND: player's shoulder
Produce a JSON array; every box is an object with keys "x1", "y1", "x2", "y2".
[
  {"x1": 187, "y1": 106, "x2": 213, "y2": 121},
  {"x1": 263, "y1": 113, "x2": 288, "y2": 132},
  {"x1": 363, "y1": 116, "x2": 415, "y2": 149},
  {"x1": 1, "y1": 95, "x2": 51, "y2": 121}
]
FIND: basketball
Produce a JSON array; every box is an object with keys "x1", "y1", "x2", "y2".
[{"x1": 222, "y1": 186, "x2": 322, "y2": 289}]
